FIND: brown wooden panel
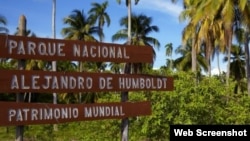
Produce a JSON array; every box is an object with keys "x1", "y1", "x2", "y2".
[
  {"x1": 0, "y1": 35, "x2": 153, "y2": 63},
  {"x1": 0, "y1": 70, "x2": 174, "y2": 93},
  {"x1": 0, "y1": 101, "x2": 151, "y2": 126}
]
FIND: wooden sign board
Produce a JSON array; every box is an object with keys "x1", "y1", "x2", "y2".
[
  {"x1": 0, "y1": 101, "x2": 151, "y2": 126},
  {"x1": 0, "y1": 70, "x2": 174, "y2": 93},
  {"x1": 0, "y1": 35, "x2": 153, "y2": 63}
]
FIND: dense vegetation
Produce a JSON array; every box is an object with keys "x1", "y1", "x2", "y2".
[{"x1": 1, "y1": 0, "x2": 250, "y2": 140}]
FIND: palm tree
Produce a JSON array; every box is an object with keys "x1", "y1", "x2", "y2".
[
  {"x1": 181, "y1": 0, "x2": 250, "y2": 91},
  {"x1": 174, "y1": 39, "x2": 207, "y2": 73},
  {"x1": 87, "y1": 1, "x2": 110, "y2": 73},
  {"x1": 165, "y1": 43, "x2": 174, "y2": 70},
  {"x1": 61, "y1": 9, "x2": 100, "y2": 103},
  {"x1": 179, "y1": 0, "x2": 202, "y2": 73},
  {"x1": 61, "y1": 9, "x2": 99, "y2": 41},
  {"x1": 112, "y1": 13, "x2": 160, "y2": 73},
  {"x1": 88, "y1": 1, "x2": 110, "y2": 42},
  {"x1": 0, "y1": 15, "x2": 8, "y2": 33},
  {"x1": 180, "y1": 0, "x2": 225, "y2": 76},
  {"x1": 244, "y1": 30, "x2": 250, "y2": 95},
  {"x1": 223, "y1": 45, "x2": 246, "y2": 94},
  {"x1": 212, "y1": 0, "x2": 235, "y2": 87},
  {"x1": 116, "y1": 0, "x2": 140, "y2": 43},
  {"x1": 52, "y1": 0, "x2": 57, "y2": 113},
  {"x1": 202, "y1": 0, "x2": 250, "y2": 94},
  {"x1": 236, "y1": 0, "x2": 250, "y2": 95},
  {"x1": 114, "y1": 1, "x2": 140, "y2": 140}
]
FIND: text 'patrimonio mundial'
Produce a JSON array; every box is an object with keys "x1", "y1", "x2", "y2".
[{"x1": 8, "y1": 106, "x2": 125, "y2": 122}]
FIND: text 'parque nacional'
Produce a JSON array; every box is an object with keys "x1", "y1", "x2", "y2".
[{"x1": 0, "y1": 34, "x2": 153, "y2": 63}]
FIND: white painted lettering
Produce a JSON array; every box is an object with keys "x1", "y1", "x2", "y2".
[
  {"x1": 21, "y1": 75, "x2": 30, "y2": 89},
  {"x1": 43, "y1": 75, "x2": 52, "y2": 89},
  {"x1": 72, "y1": 108, "x2": 78, "y2": 118},
  {"x1": 31, "y1": 109, "x2": 38, "y2": 120},
  {"x1": 17, "y1": 41, "x2": 25, "y2": 55},
  {"x1": 51, "y1": 76, "x2": 59, "y2": 89},
  {"x1": 8, "y1": 40, "x2": 17, "y2": 54},
  {"x1": 82, "y1": 45, "x2": 88, "y2": 57},
  {"x1": 69, "y1": 76, "x2": 76, "y2": 89},
  {"x1": 22, "y1": 109, "x2": 29, "y2": 121},
  {"x1": 90, "y1": 45, "x2": 96, "y2": 57},
  {"x1": 11, "y1": 75, "x2": 19, "y2": 89},
  {"x1": 73, "y1": 44, "x2": 80, "y2": 57},
  {"x1": 86, "y1": 77, "x2": 93, "y2": 89},
  {"x1": 84, "y1": 107, "x2": 92, "y2": 117},
  {"x1": 44, "y1": 108, "x2": 53, "y2": 119},
  {"x1": 32, "y1": 75, "x2": 40, "y2": 89},
  {"x1": 99, "y1": 106, "x2": 105, "y2": 117},
  {"x1": 57, "y1": 43, "x2": 65, "y2": 56},
  {"x1": 16, "y1": 109, "x2": 23, "y2": 121},
  {"x1": 27, "y1": 41, "x2": 36, "y2": 55},
  {"x1": 123, "y1": 47, "x2": 130, "y2": 59},
  {"x1": 99, "y1": 77, "x2": 113, "y2": 90},
  {"x1": 47, "y1": 42, "x2": 56, "y2": 56},
  {"x1": 84, "y1": 106, "x2": 125, "y2": 118},
  {"x1": 54, "y1": 108, "x2": 60, "y2": 119},
  {"x1": 8, "y1": 109, "x2": 16, "y2": 122},
  {"x1": 38, "y1": 42, "x2": 48, "y2": 55},
  {"x1": 102, "y1": 46, "x2": 108, "y2": 58}
]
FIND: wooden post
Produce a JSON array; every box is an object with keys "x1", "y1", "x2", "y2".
[
  {"x1": 16, "y1": 15, "x2": 26, "y2": 141},
  {"x1": 121, "y1": 63, "x2": 131, "y2": 141},
  {"x1": 121, "y1": 0, "x2": 132, "y2": 140}
]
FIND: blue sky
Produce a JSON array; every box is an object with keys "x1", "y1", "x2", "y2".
[{"x1": 0, "y1": 0, "x2": 225, "y2": 71}]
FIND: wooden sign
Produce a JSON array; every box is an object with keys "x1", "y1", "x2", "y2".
[
  {"x1": 0, "y1": 101, "x2": 151, "y2": 126},
  {"x1": 0, "y1": 69, "x2": 174, "y2": 93},
  {"x1": 0, "y1": 34, "x2": 153, "y2": 63}
]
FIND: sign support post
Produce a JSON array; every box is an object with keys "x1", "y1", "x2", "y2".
[
  {"x1": 52, "y1": 0, "x2": 58, "y2": 132},
  {"x1": 16, "y1": 15, "x2": 26, "y2": 141},
  {"x1": 121, "y1": 63, "x2": 131, "y2": 141}
]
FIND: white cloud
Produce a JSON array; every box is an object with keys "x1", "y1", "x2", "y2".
[
  {"x1": 211, "y1": 68, "x2": 226, "y2": 75},
  {"x1": 135, "y1": 0, "x2": 183, "y2": 18},
  {"x1": 211, "y1": 68, "x2": 220, "y2": 75}
]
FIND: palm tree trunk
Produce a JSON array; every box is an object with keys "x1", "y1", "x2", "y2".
[
  {"x1": 244, "y1": 30, "x2": 250, "y2": 96},
  {"x1": 121, "y1": 64, "x2": 130, "y2": 141},
  {"x1": 52, "y1": 0, "x2": 56, "y2": 38},
  {"x1": 191, "y1": 34, "x2": 197, "y2": 72},
  {"x1": 52, "y1": 0, "x2": 56, "y2": 104},
  {"x1": 226, "y1": 48, "x2": 231, "y2": 86},
  {"x1": 121, "y1": 0, "x2": 131, "y2": 141},
  {"x1": 52, "y1": 0, "x2": 58, "y2": 131},
  {"x1": 127, "y1": 0, "x2": 131, "y2": 45},
  {"x1": 226, "y1": 29, "x2": 233, "y2": 88},
  {"x1": 217, "y1": 51, "x2": 221, "y2": 75},
  {"x1": 226, "y1": 34, "x2": 232, "y2": 89},
  {"x1": 100, "y1": 27, "x2": 103, "y2": 42},
  {"x1": 206, "y1": 40, "x2": 212, "y2": 77},
  {"x1": 79, "y1": 61, "x2": 83, "y2": 103}
]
